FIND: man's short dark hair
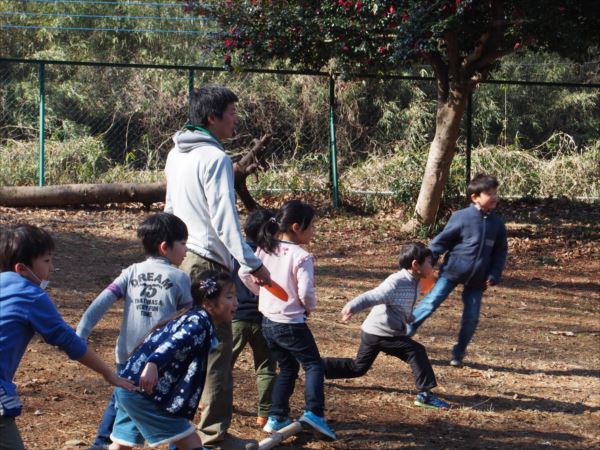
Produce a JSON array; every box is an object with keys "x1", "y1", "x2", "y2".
[
  {"x1": 398, "y1": 242, "x2": 432, "y2": 270},
  {"x1": 468, "y1": 173, "x2": 499, "y2": 197},
  {"x1": 0, "y1": 224, "x2": 55, "y2": 271},
  {"x1": 244, "y1": 209, "x2": 276, "y2": 243},
  {"x1": 189, "y1": 84, "x2": 238, "y2": 127},
  {"x1": 137, "y1": 213, "x2": 188, "y2": 256}
]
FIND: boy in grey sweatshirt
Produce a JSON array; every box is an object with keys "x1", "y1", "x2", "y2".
[
  {"x1": 76, "y1": 213, "x2": 192, "y2": 449},
  {"x1": 322, "y1": 243, "x2": 448, "y2": 409}
]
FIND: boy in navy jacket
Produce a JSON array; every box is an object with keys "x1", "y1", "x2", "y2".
[{"x1": 408, "y1": 173, "x2": 508, "y2": 367}]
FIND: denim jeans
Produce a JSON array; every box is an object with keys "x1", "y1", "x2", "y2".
[
  {"x1": 412, "y1": 276, "x2": 483, "y2": 359},
  {"x1": 261, "y1": 318, "x2": 325, "y2": 418},
  {"x1": 92, "y1": 363, "x2": 125, "y2": 446}
]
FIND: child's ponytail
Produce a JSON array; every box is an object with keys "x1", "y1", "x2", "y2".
[
  {"x1": 255, "y1": 200, "x2": 315, "y2": 254},
  {"x1": 256, "y1": 216, "x2": 279, "y2": 254}
]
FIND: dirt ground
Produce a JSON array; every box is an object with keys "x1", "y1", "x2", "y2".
[{"x1": 1, "y1": 199, "x2": 599, "y2": 450}]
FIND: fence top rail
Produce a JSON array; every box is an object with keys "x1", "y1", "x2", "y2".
[{"x1": 1, "y1": 57, "x2": 599, "y2": 88}]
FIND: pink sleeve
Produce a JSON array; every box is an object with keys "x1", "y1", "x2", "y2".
[{"x1": 296, "y1": 255, "x2": 316, "y2": 312}]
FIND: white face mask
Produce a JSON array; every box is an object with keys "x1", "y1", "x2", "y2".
[{"x1": 25, "y1": 266, "x2": 50, "y2": 290}]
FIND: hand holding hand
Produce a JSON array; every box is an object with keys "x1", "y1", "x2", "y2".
[{"x1": 105, "y1": 373, "x2": 136, "y2": 392}]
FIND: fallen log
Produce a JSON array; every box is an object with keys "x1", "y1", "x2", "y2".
[
  {"x1": 0, "y1": 134, "x2": 273, "y2": 209},
  {"x1": 0, "y1": 182, "x2": 166, "y2": 207},
  {"x1": 258, "y1": 421, "x2": 303, "y2": 450}
]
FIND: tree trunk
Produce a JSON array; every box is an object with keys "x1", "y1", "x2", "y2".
[{"x1": 403, "y1": 85, "x2": 469, "y2": 232}]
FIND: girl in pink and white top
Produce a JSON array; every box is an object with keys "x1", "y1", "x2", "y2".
[{"x1": 242, "y1": 200, "x2": 336, "y2": 441}]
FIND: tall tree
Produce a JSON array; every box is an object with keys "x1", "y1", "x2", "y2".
[{"x1": 187, "y1": 0, "x2": 599, "y2": 229}]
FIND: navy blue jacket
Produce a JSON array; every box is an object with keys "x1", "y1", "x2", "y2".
[
  {"x1": 233, "y1": 241, "x2": 262, "y2": 323},
  {"x1": 431, "y1": 204, "x2": 508, "y2": 289}
]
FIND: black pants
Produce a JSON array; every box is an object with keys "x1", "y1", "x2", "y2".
[{"x1": 323, "y1": 331, "x2": 437, "y2": 392}]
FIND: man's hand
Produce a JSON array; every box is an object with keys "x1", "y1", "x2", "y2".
[{"x1": 251, "y1": 265, "x2": 271, "y2": 286}]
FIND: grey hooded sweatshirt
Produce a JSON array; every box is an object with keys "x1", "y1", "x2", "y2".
[{"x1": 164, "y1": 129, "x2": 262, "y2": 272}]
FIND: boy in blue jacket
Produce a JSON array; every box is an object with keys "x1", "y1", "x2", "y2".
[
  {"x1": 0, "y1": 224, "x2": 134, "y2": 450},
  {"x1": 408, "y1": 173, "x2": 508, "y2": 367}
]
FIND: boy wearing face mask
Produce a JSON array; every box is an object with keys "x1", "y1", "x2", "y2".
[{"x1": 0, "y1": 224, "x2": 135, "y2": 450}]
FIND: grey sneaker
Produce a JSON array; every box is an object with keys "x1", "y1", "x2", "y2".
[{"x1": 449, "y1": 358, "x2": 463, "y2": 368}]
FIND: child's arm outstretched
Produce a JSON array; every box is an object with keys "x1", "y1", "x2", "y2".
[
  {"x1": 77, "y1": 349, "x2": 136, "y2": 391},
  {"x1": 340, "y1": 276, "x2": 408, "y2": 322},
  {"x1": 76, "y1": 285, "x2": 122, "y2": 339}
]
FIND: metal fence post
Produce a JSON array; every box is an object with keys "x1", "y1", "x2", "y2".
[
  {"x1": 328, "y1": 75, "x2": 339, "y2": 208},
  {"x1": 465, "y1": 91, "x2": 473, "y2": 190},
  {"x1": 38, "y1": 62, "x2": 46, "y2": 187}
]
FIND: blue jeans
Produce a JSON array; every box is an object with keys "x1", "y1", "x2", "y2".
[
  {"x1": 92, "y1": 363, "x2": 125, "y2": 446},
  {"x1": 412, "y1": 276, "x2": 483, "y2": 359},
  {"x1": 261, "y1": 319, "x2": 325, "y2": 418}
]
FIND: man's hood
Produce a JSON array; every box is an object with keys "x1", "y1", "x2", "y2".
[{"x1": 173, "y1": 129, "x2": 223, "y2": 153}]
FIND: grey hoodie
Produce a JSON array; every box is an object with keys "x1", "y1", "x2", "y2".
[{"x1": 164, "y1": 129, "x2": 262, "y2": 272}]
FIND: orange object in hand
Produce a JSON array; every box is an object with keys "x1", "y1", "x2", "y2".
[
  {"x1": 263, "y1": 279, "x2": 288, "y2": 301},
  {"x1": 420, "y1": 272, "x2": 436, "y2": 294}
]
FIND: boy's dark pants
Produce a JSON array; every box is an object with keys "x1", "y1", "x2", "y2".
[
  {"x1": 261, "y1": 319, "x2": 325, "y2": 418},
  {"x1": 323, "y1": 331, "x2": 437, "y2": 392},
  {"x1": 0, "y1": 416, "x2": 25, "y2": 450}
]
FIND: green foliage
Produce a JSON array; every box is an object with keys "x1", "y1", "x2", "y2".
[
  {"x1": 200, "y1": 1, "x2": 599, "y2": 75},
  {"x1": 1, "y1": 0, "x2": 218, "y2": 65},
  {"x1": 0, "y1": 137, "x2": 108, "y2": 185}
]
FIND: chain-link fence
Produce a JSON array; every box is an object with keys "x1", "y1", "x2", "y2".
[{"x1": 1, "y1": 57, "x2": 599, "y2": 205}]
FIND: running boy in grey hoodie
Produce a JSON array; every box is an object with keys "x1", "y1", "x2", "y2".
[{"x1": 322, "y1": 243, "x2": 449, "y2": 409}]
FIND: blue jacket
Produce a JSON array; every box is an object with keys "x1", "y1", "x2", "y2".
[
  {"x1": 0, "y1": 271, "x2": 87, "y2": 417},
  {"x1": 119, "y1": 307, "x2": 216, "y2": 420},
  {"x1": 233, "y1": 241, "x2": 262, "y2": 323},
  {"x1": 431, "y1": 204, "x2": 508, "y2": 289}
]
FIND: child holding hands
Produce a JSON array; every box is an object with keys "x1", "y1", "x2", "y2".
[
  {"x1": 242, "y1": 200, "x2": 336, "y2": 440},
  {"x1": 108, "y1": 270, "x2": 238, "y2": 449},
  {"x1": 0, "y1": 224, "x2": 134, "y2": 450},
  {"x1": 323, "y1": 242, "x2": 449, "y2": 409}
]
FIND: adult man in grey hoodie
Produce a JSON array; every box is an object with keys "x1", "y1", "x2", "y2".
[{"x1": 165, "y1": 84, "x2": 270, "y2": 450}]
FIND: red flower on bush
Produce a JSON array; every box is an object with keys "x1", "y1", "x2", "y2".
[{"x1": 225, "y1": 38, "x2": 233, "y2": 47}]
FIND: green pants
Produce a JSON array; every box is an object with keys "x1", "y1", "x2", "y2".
[
  {"x1": 231, "y1": 320, "x2": 277, "y2": 417},
  {"x1": 0, "y1": 417, "x2": 25, "y2": 450},
  {"x1": 180, "y1": 251, "x2": 232, "y2": 447}
]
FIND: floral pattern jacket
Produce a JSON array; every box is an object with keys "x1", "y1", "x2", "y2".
[{"x1": 120, "y1": 307, "x2": 217, "y2": 419}]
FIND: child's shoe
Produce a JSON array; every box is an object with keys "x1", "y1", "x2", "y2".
[
  {"x1": 299, "y1": 410, "x2": 336, "y2": 441},
  {"x1": 414, "y1": 391, "x2": 449, "y2": 409},
  {"x1": 263, "y1": 416, "x2": 292, "y2": 433},
  {"x1": 449, "y1": 357, "x2": 463, "y2": 368},
  {"x1": 256, "y1": 416, "x2": 268, "y2": 427}
]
